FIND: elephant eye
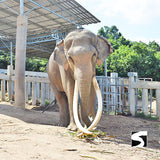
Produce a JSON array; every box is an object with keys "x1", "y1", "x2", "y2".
[
  {"x1": 92, "y1": 53, "x2": 97, "y2": 63},
  {"x1": 68, "y1": 56, "x2": 74, "y2": 70},
  {"x1": 68, "y1": 56, "x2": 74, "y2": 64}
]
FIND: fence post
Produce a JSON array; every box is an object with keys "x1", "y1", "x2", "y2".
[
  {"x1": 156, "y1": 89, "x2": 160, "y2": 120},
  {"x1": 7, "y1": 65, "x2": 13, "y2": 100},
  {"x1": 46, "y1": 83, "x2": 49, "y2": 100},
  {"x1": 36, "y1": 83, "x2": 40, "y2": 98},
  {"x1": 128, "y1": 72, "x2": 138, "y2": 116},
  {"x1": 41, "y1": 82, "x2": 45, "y2": 107},
  {"x1": 32, "y1": 82, "x2": 36, "y2": 105},
  {"x1": 111, "y1": 73, "x2": 118, "y2": 113},
  {"x1": 1, "y1": 79, "x2": 5, "y2": 101},
  {"x1": 142, "y1": 89, "x2": 148, "y2": 115},
  {"x1": 25, "y1": 81, "x2": 28, "y2": 103}
]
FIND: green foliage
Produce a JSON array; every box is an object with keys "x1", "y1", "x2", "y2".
[
  {"x1": 136, "y1": 112, "x2": 158, "y2": 121},
  {"x1": 0, "y1": 51, "x2": 12, "y2": 68},
  {"x1": 0, "y1": 50, "x2": 48, "y2": 72},
  {"x1": 97, "y1": 25, "x2": 160, "y2": 81},
  {"x1": 26, "y1": 57, "x2": 48, "y2": 72}
]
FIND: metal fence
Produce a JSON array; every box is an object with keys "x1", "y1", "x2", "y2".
[{"x1": 96, "y1": 73, "x2": 129, "y2": 115}]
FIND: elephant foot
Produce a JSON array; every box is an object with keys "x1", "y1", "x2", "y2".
[
  {"x1": 58, "y1": 120, "x2": 69, "y2": 127},
  {"x1": 67, "y1": 123, "x2": 77, "y2": 131},
  {"x1": 83, "y1": 117, "x2": 92, "y2": 128}
]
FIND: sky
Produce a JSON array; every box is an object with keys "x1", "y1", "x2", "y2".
[{"x1": 76, "y1": 0, "x2": 160, "y2": 44}]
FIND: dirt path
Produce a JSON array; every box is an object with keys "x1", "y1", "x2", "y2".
[{"x1": 0, "y1": 102, "x2": 160, "y2": 160}]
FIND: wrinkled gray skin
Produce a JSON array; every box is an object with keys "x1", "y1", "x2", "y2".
[{"x1": 47, "y1": 30, "x2": 112, "y2": 131}]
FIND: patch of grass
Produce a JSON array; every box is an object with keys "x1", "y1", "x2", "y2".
[
  {"x1": 136, "y1": 112, "x2": 158, "y2": 121},
  {"x1": 69, "y1": 129, "x2": 107, "y2": 142},
  {"x1": 45, "y1": 99, "x2": 50, "y2": 106}
]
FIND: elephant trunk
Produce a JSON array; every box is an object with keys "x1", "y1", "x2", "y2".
[{"x1": 78, "y1": 78, "x2": 92, "y2": 126}]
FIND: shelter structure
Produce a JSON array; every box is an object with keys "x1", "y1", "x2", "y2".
[{"x1": 0, "y1": 0, "x2": 100, "y2": 108}]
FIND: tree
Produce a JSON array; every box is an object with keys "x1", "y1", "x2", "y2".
[
  {"x1": 0, "y1": 51, "x2": 48, "y2": 72},
  {"x1": 97, "y1": 25, "x2": 160, "y2": 81},
  {"x1": 98, "y1": 25, "x2": 131, "y2": 50}
]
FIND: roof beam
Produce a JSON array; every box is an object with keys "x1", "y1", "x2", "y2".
[
  {"x1": 29, "y1": 0, "x2": 81, "y2": 28},
  {"x1": 0, "y1": 30, "x2": 66, "y2": 49},
  {"x1": 47, "y1": 0, "x2": 82, "y2": 24},
  {"x1": 27, "y1": 44, "x2": 53, "y2": 54}
]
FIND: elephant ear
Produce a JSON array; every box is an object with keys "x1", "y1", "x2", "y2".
[
  {"x1": 96, "y1": 35, "x2": 113, "y2": 66},
  {"x1": 53, "y1": 40, "x2": 69, "y2": 71}
]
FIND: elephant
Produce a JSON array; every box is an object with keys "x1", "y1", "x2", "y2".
[{"x1": 47, "y1": 29, "x2": 113, "y2": 134}]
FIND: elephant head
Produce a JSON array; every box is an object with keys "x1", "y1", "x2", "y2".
[{"x1": 54, "y1": 30, "x2": 112, "y2": 134}]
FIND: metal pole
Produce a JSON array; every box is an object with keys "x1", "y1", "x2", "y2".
[
  {"x1": 10, "y1": 42, "x2": 13, "y2": 65},
  {"x1": 20, "y1": 0, "x2": 24, "y2": 15},
  {"x1": 104, "y1": 59, "x2": 107, "y2": 77}
]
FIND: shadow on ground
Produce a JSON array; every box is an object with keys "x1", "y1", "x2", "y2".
[
  {"x1": 0, "y1": 102, "x2": 159, "y2": 150},
  {"x1": 0, "y1": 103, "x2": 59, "y2": 126}
]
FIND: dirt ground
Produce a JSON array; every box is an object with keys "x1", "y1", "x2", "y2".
[{"x1": 0, "y1": 102, "x2": 160, "y2": 160}]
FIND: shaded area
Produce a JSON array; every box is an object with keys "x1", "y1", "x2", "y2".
[
  {"x1": 0, "y1": 102, "x2": 159, "y2": 150},
  {"x1": 0, "y1": 103, "x2": 59, "y2": 126}
]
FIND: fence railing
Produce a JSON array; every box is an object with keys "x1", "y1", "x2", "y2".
[
  {"x1": 128, "y1": 72, "x2": 160, "y2": 119},
  {"x1": 0, "y1": 66, "x2": 160, "y2": 119},
  {"x1": 0, "y1": 66, "x2": 54, "y2": 107}
]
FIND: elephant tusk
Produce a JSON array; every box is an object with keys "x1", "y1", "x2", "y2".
[
  {"x1": 73, "y1": 77, "x2": 103, "y2": 135},
  {"x1": 87, "y1": 76, "x2": 103, "y2": 131},
  {"x1": 73, "y1": 80, "x2": 93, "y2": 135}
]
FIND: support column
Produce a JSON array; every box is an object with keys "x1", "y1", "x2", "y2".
[
  {"x1": 15, "y1": 15, "x2": 28, "y2": 109},
  {"x1": 128, "y1": 72, "x2": 138, "y2": 116},
  {"x1": 10, "y1": 42, "x2": 13, "y2": 66}
]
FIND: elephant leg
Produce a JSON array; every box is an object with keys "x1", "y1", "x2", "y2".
[
  {"x1": 66, "y1": 81, "x2": 78, "y2": 131},
  {"x1": 80, "y1": 82, "x2": 96, "y2": 127},
  {"x1": 67, "y1": 103, "x2": 77, "y2": 131},
  {"x1": 54, "y1": 90, "x2": 70, "y2": 127}
]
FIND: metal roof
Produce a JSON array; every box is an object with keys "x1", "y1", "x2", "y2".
[{"x1": 0, "y1": 0, "x2": 100, "y2": 58}]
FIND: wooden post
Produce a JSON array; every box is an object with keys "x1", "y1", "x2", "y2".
[
  {"x1": 15, "y1": 15, "x2": 27, "y2": 108},
  {"x1": 128, "y1": 72, "x2": 138, "y2": 116},
  {"x1": 156, "y1": 89, "x2": 160, "y2": 120},
  {"x1": 142, "y1": 89, "x2": 148, "y2": 115}
]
